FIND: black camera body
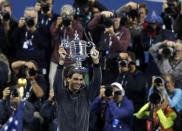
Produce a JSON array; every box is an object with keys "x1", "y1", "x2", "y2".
[
  {"x1": 0, "y1": 10, "x2": 10, "y2": 21},
  {"x1": 159, "y1": 45, "x2": 176, "y2": 59},
  {"x1": 149, "y1": 77, "x2": 164, "y2": 104},
  {"x1": 62, "y1": 16, "x2": 72, "y2": 27},
  {"x1": 104, "y1": 85, "x2": 113, "y2": 97},
  {"x1": 118, "y1": 60, "x2": 128, "y2": 67},
  {"x1": 101, "y1": 15, "x2": 115, "y2": 28},
  {"x1": 25, "y1": 16, "x2": 35, "y2": 28},
  {"x1": 10, "y1": 87, "x2": 19, "y2": 98},
  {"x1": 18, "y1": 65, "x2": 38, "y2": 78}
]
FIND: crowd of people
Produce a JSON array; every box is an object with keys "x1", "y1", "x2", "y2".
[{"x1": 0, "y1": 0, "x2": 182, "y2": 131}]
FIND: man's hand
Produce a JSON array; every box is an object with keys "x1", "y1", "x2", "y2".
[
  {"x1": 90, "y1": 47, "x2": 99, "y2": 64},
  {"x1": 34, "y1": 2, "x2": 41, "y2": 12},
  {"x1": 119, "y1": 52, "x2": 128, "y2": 60},
  {"x1": 126, "y1": 2, "x2": 138, "y2": 10},
  {"x1": 58, "y1": 47, "x2": 67, "y2": 65},
  {"x1": 48, "y1": 90, "x2": 54, "y2": 102},
  {"x1": 99, "y1": 86, "x2": 106, "y2": 98},
  {"x1": 105, "y1": 26, "x2": 115, "y2": 35},
  {"x1": 101, "y1": 11, "x2": 113, "y2": 18},
  {"x1": 25, "y1": 61, "x2": 37, "y2": 70},
  {"x1": 56, "y1": 16, "x2": 62, "y2": 28},
  {"x1": 3, "y1": 87, "x2": 10, "y2": 100},
  {"x1": 18, "y1": 17, "x2": 25, "y2": 28}
]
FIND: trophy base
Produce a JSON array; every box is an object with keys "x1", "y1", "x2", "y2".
[{"x1": 74, "y1": 66, "x2": 88, "y2": 73}]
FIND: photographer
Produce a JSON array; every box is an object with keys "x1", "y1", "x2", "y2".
[
  {"x1": 88, "y1": 11, "x2": 131, "y2": 84},
  {"x1": 11, "y1": 60, "x2": 48, "y2": 130},
  {"x1": 0, "y1": 86, "x2": 34, "y2": 130},
  {"x1": 135, "y1": 76, "x2": 177, "y2": 131},
  {"x1": 11, "y1": 60, "x2": 48, "y2": 107},
  {"x1": 34, "y1": 0, "x2": 58, "y2": 28},
  {"x1": 0, "y1": 1, "x2": 17, "y2": 61},
  {"x1": 73, "y1": 0, "x2": 108, "y2": 27},
  {"x1": 12, "y1": 7, "x2": 50, "y2": 76},
  {"x1": 54, "y1": 46, "x2": 101, "y2": 131},
  {"x1": 91, "y1": 82, "x2": 134, "y2": 131},
  {"x1": 116, "y1": 52, "x2": 149, "y2": 131},
  {"x1": 149, "y1": 40, "x2": 182, "y2": 89}
]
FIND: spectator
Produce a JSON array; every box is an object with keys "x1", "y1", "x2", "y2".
[
  {"x1": 91, "y1": 82, "x2": 134, "y2": 131},
  {"x1": 54, "y1": 46, "x2": 101, "y2": 131}
]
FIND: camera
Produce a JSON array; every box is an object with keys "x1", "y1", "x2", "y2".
[
  {"x1": 17, "y1": 65, "x2": 38, "y2": 78},
  {"x1": 159, "y1": 45, "x2": 176, "y2": 59},
  {"x1": 62, "y1": 16, "x2": 72, "y2": 27},
  {"x1": 41, "y1": 2, "x2": 50, "y2": 14},
  {"x1": 149, "y1": 77, "x2": 164, "y2": 104},
  {"x1": 101, "y1": 15, "x2": 115, "y2": 28},
  {"x1": 104, "y1": 85, "x2": 113, "y2": 97},
  {"x1": 10, "y1": 87, "x2": 19, "y2": 98},
  {"x1": 0, "y1": 10, "x2": 10, "y2": 21},
  {"x1": 25, "y1": 16, "x2": 35, "y2": 28},
  {"x1": 118, "y1": 60, "x2": 128, "y2": 67},
  {"x1": 37, "y1": 0, "x2": 50, "y2": 14}
]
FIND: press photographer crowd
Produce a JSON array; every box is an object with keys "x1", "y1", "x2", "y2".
[{"x1": 0, "y1": 0, "x2": 182, "y2": 131}]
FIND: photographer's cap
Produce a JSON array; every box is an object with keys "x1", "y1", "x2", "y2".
[{"x1": 111, "y1": 82, "x2": 125, "y2": 96}]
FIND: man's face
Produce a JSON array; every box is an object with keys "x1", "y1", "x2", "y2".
[
  {"x1": 164, "y1": 76, "x2": 175, "y2": 94},
  {"x1": 113, "y1": 86, "x2": 123, "y2": 102},
  {"x1": 139, "y1": 7, "x2": 147, "y2": 19},
  {"x1": 174, "y1": 43, "x2": 182, "y2": 61},
  {"x1": 2, "y1": 6, "x2": 12, "y2": 16},
  {"x1": 113, "y1": 17, "x2": 121, "y2": 30},
  {"x1": 68, "y1": 73, "x2": 84, "y2": 92}
]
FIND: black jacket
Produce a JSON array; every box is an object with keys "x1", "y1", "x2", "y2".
[{"x1": 54, "y1": 64, "x2": 102, "y2": 131}]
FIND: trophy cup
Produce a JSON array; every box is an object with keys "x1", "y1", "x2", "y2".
[{"x1": 62, "y1": 30, "x2": 96, "y2": 72}]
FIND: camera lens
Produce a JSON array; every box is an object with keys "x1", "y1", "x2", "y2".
[
  {"x1": 25, "y1": 17, "x2": 35, "y2": 28},
  {"x1": 2, "y1": 11, "x2": 10, "y2": 21},
  {"x1": 104, "y1": 86, "x2": 113, "y2": 97},
  {"x1": 62, "y1": 17, "x2": 72, "y2": 27},
  {"x1": 119, "y1": 60, "x2": 128, "y2": 67},
  {"x1": 154, "y1": 77, "x2": 163, "y2": 86},
  {"x1": 161, "y1": 47, "x2": 174, "y2": 59},
  {"x1": 41, "y1": 2, "x2": 49, "y2": 13},
  {"x1": 149, "y1": 91, "x2": 162, "y2": 104}
]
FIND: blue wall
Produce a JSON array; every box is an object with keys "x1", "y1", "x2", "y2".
[{"x1": 9, "y1": 0, "x2": 162, "y2": 20}]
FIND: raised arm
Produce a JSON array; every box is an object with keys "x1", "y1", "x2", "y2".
[
  {"x1": 88, "y1": 47, "x2": 102, "y2": 101},
  {"x1": 53, "y1": 47, "x2": 67, "y2": 100}
]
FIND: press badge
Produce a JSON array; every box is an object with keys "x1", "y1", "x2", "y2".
[{"x1": 23, "y1": 40, "x2": 32, "y2": 49}]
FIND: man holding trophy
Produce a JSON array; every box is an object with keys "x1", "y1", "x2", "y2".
[{"x1": 54, "y1": 46, "x2": 102, "y2": 131}]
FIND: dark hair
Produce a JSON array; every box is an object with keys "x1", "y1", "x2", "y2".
[
  {"x1": 67, "y1": 68, "x2": 84, "y2": 78},
  {"x1": 139, "y1": 3, "x2": 148, "y2": 14}
]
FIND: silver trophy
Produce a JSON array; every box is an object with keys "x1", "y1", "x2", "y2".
[{"x1": 66, "y1": 31, "x2": 96, "y2": 72}]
